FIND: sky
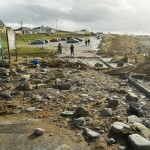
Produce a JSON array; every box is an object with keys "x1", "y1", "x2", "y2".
[{"x1": 0, "y1": 0, "x2": 150, "y2": 34}]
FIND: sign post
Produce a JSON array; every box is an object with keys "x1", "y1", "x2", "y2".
[
  {"x1": 6, "y1": 29, "x2": 17, "y2": 63},
  {"x1": 0, "y1": 36, "x2": 4, "y2": 60}
]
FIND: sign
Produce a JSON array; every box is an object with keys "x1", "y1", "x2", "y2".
[
  {"x1": 0, "y1": 36, "x2": 2, "y2": 49},
  {"x1": 7, "y1": 30, "x2": 16, "y2": 50}
]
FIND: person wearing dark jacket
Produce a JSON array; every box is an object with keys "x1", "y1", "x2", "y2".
[
  {"x1": 58, "y1": 43, "x2": 62, "y2": 54},
  {"x1": 70, "y1": 44, "x2": 74, "y2": 56}
]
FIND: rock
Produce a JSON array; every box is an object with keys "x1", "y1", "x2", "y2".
[
  {"x1": 55, "y1": 144, "x2": 72, "y2": 150},
  {"x1": 25, "y1": 107, "x2": 36, "y2": 112},
  {"x1": 101, "y1": 108, "x2": 112, "y2": 117},
  {"x1": 111, "y1": 122, "x2": 131, "y2": 134},
  {"x1": 0, "y1": 90, "x2": 12, "y2": 100},
  {"x1": 128, "y1": 134, "x2": 150, "y2": 150},
  {"x1": 128, "y1": 115, "x2": 142, "y2": 123},
  {"x1": 58, "y1": 83, "x2": 71, "y2": 90},
  {"x1": 126, "y1": 92, "x2": 138, "y2": 101},
  {"x1": 73, "y1": 106, "x2": 90, "y2": 118},
  {"x1": 34, "y1": 94, "x2": 43, "y2": 102},
  {"x1": 13, "y1": 109, "x2": 21, "y2": 114},
  {"x1": 34, "y1": 128, "x2": 45, "y2": 136},
  {"x1": 129, "y1": 103, "x2": 143, "y2": 117},
  {"x1": 133, "y1": 122, "x2": 150, "y2": 138},
  {"x1": 108, "y1": 99, "x2": 119, "y2": 108},
  {"x1": 143, "y1": 120, "x2": 150, "y2": 128},
  {"x1": 84, "y1": 117, "x2": 93, "y2": 125},
  {"x1": 1, "y1": 83, "x2": 14, "y2": 90},
  {"x1": 16, "y1": 65, "x2": 25, "y2": 72},
  {"x1": 117, "y1": 61, "x2": 124, "y2": 67},
  {"x1": 119, "y1": 145, "x2": 126, "y2": 150},
  {"x1": 18, "y1": 82, "x2": 33, "y2": 91},
  {"x1": 107, "y1": 138, "x2": 116, "y2": 145},
  {"x1": 46, "y1": 88, "x2": 60, "y2": 94},
  {"x1": 33, "y1": 79, "x2": 43, "y2": 84},
  {"x1": 0, "y1": 60, "x2": 10, "y2": 68},
  {"x1": 80, "y1": 94, "x2": 88, "y2": 97},
  {"x1": 73, "y1": 117, "x2": 85, "y2": 127},
  {"x1": 20, "y1": 74, "x2": 30, "y2": 81},
  {"x1": 61, "y1": 111, "x2": 73, "y2": 116},
  {"x1": 84, "y1": 128, "x2": 100, "y2": 139},
  {"x1": 95, "y1": 63, "x2": 103, "y2": 67}
]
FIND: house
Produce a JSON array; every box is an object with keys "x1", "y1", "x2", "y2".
[
  {"x1": 0, "y1": 20, "x2": 6, "y2": 33},
  {"x1": 14, "y1": 27, "x2": 32, "y2": 34},
  {"x1": 32, "y1": 26, "x2": 56, "y2": 34},
  {"x1": 75, "y1": 29, "x2": 90, "y2": 35}
]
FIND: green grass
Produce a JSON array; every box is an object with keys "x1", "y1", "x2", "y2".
[{"x1": 3, "y1": 47, "x2": 56, "y2": 57}]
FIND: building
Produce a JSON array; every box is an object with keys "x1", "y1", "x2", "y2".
[
  {"x1": 75, "y1": 29, "x2": 90, "y2": 35},
  {"x1": 0, "y1": 20, "x2": 6, "y2": 33},
  {"x1": 14, "y1": 27, "x2": 32, "y2": 34},
  {"x1": 32, "y1": 26, "x2": 56, "y2": 34}
]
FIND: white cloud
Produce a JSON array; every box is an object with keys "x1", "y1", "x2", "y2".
[{"x1": 1, "y1": 0, "x2": 150, "y2": 34}]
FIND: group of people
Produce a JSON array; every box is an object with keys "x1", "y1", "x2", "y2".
[
  {"x1": 85, "y1": 39, "x2": 90, "y2": 46},
  {"x1": 57, "y1": 38, "x2": 91, "y2": 56},
  {"x1": 57, "y1": 43, "x2": 74, "y2": 56}
]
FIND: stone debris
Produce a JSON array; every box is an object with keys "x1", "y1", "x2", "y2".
[
  {"x1": 34, "y1": 128, "x2": 45, "y2": 136},
  {"x1": 101, "y1": 108, "x2": 113, "y2": 117},
  {"x1": 111, "y1": 122, "x2": 131, "y2": 134},
  {"x1": 0, "y1": 57, "x2": 149, "y2": 149},
  {"x1": 128, "y1": 134, "x2": 150, "y2": 150},
  {"x1": 84, "y1": 128, "x2": 100, "y2": 139},
  {"x1": 128, "y1": 115, "x2": 142, "y2": 123},
  {"x1": 55, "y1": 144, "x2": 72, "y2": 150},
  {"x1": 73, "y1": 106, "x2": 90, "y2": 118},
  {"x1": 126, "y1": 92, "x2": 138, "y2": 101}
]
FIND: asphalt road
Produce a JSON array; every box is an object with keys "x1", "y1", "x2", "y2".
[{"x1": 27, "y1": 37, "x2": 101, "y2": 57}]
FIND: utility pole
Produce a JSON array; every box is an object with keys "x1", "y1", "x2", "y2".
[{"x1": 56, "y1": 19, "x2": 59, "y2": 33}]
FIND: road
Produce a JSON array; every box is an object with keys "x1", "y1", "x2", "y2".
[{"x1": 27, "y1": 37, "x2": 101, "y2": 57}]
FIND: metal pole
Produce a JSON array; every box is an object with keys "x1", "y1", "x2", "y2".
[
  {"x1": 14, "y1": 32, "x2": 18, "y2": 61},
  {"x1": 6, "y1": 29, "x2": 11, "y2": 63}
]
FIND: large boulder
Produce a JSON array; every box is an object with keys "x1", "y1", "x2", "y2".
[
  {"x1": 34, "y1": 128, "x2": 45, "y2": 136},
  {"x1": 111, "y1": 122, "x2": 131, "y2": 135},
  {"x1": 128, "y1": 134, "x2": 150, "y2": 150}
]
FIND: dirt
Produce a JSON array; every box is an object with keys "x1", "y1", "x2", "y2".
[{"x1": 0, "y1": 35, "x2": 150, "y2": 150}]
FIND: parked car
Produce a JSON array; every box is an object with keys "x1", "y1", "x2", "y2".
[
  {"x1": 31, "y1": 39, "x2": 45, "y2": 45},
  {"x1": 50, "y1": 39, "x2": 60, "y2": 42},
  {"x1": 66, "y1": 38, "x2": 79, "y2": 43},
  {"x1": 96, "y1": 35, "x2": 101, "y2": 39},
  {"x1": 60, "y1": 38, "x2": 66, "y2": 41},
  {"x1": 74, "y1": 37, "x2": 83, "y2": 42}
]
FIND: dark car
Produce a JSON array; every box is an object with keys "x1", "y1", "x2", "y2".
[
  {"x1": 60, "y1": 38, "x2": 66, "y2": 41},
  {"x1": 66, "y1": 38, "x2": 79, "y2": 43},
  {"x1": 31, "y1": 39, "x2": 45, "y2": 45},
  {"x1": 74, "y1": 37, "x2": 83, "y2": 42},
  {"x1": 50, "y1": 39, "x2": 60, "y2": 42}
]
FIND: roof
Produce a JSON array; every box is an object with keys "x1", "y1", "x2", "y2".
[
  {"x1": 14, "y1": 27, "x2": 32, "y2": 31},
  {"x1": 33, "y1": 26, "x2": 55, "y2": 30},
  {"x1": 0, "y1": 20, "x2": 5, "y2": 27}
]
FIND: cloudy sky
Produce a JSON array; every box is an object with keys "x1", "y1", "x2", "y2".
[{"x1": 0, "y1": 0, "x2": 150, "y2": 34}]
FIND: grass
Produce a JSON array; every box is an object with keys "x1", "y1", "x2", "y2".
[{"x1": 3, "y1": 47, "x2": 57, "y2": 57}]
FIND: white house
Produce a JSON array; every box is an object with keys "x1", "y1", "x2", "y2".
[
  {"x1": 32, "y1": 26, "x2": 56, "y2": 34},
  {"x1": 14, "y1": 27, "x2": 32, "y2": 34}
]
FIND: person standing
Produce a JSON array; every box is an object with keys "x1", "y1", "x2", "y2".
[
  {"x1": 70, "y1": 44, "x2": 74, "y2": 56},
  {"x1": 85, "y1": 40, "x2": 87, "y2": 46},
  {"x1": 88, "y1": 39, "x2": 90, "y2": 45},
  {"x1": 58, "y1": 43, "x2": 62, "y2": 55}
]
